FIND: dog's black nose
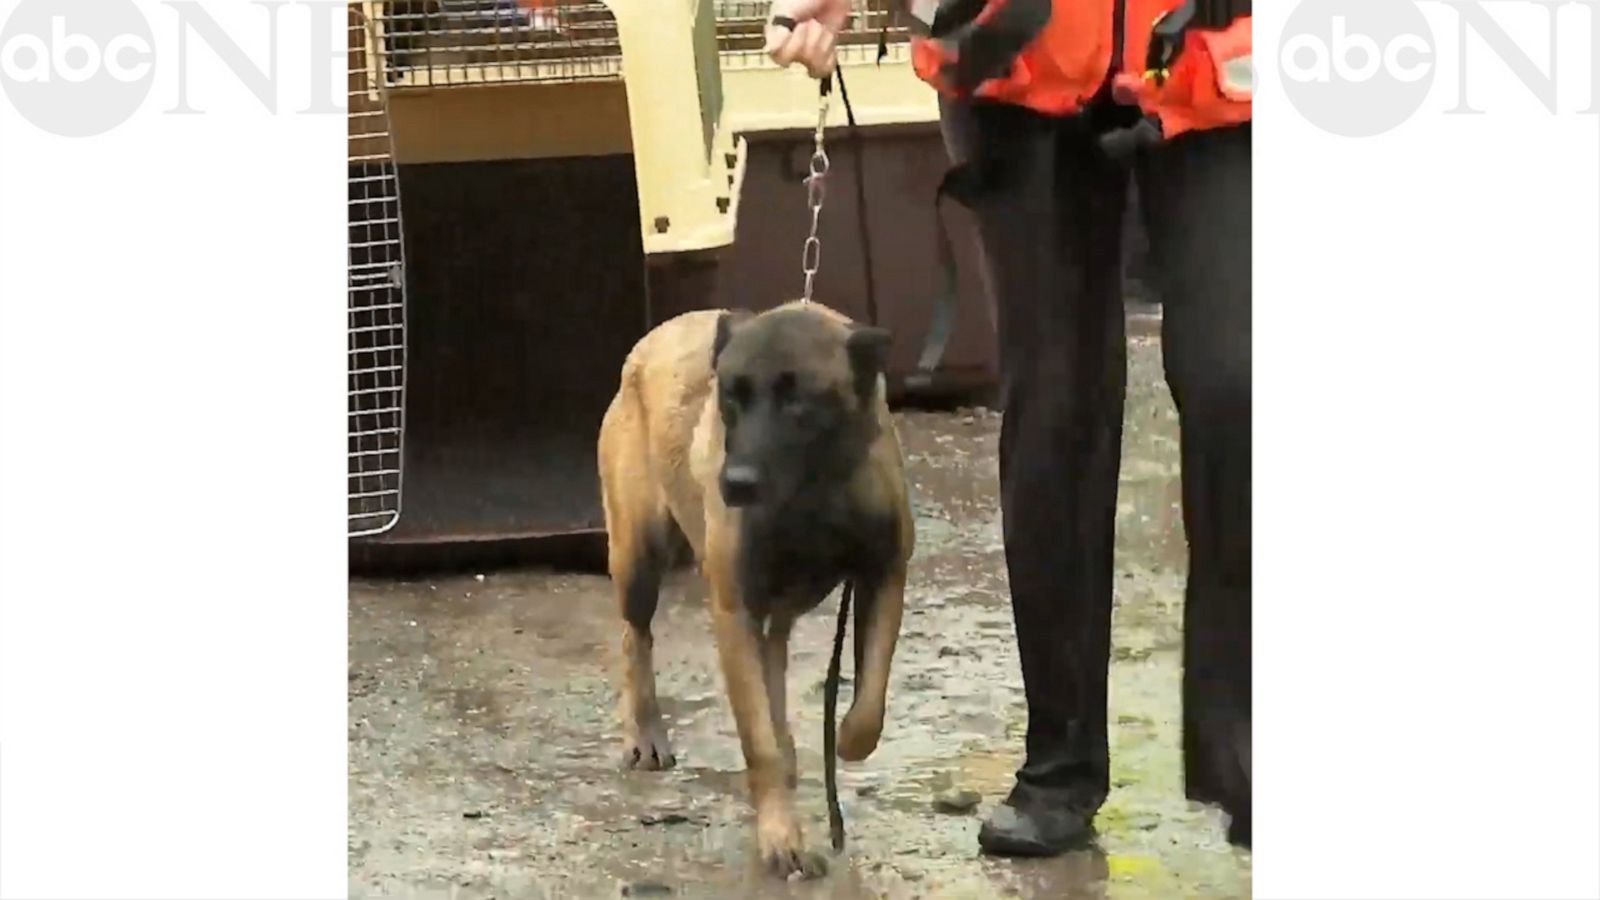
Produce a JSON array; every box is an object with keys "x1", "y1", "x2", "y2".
[{"x1": 720, "y1": 464, "x2": 761, "y2": 506}]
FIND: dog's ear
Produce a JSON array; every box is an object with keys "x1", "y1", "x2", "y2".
[
  {"x1": 845, "y1": 325, "x2": 893, "y2": 401},
  {"x1": 712, "y1": 309, "x2": 752, "y2": 369}
]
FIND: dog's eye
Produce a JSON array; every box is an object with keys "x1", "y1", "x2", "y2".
[
  {"x1": 772, "y1": 372, "x2": 808, "y2": 415},
  {"x1": 719, "y1": 380, "x2": 746, "y2": 424}
]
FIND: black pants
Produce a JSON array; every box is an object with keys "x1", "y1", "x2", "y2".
[{"x1": 941, "y1": 99, "x2": 1251, "y2": 821}]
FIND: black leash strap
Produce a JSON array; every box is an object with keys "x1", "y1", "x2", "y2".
[
  {"x1": 833, "y1": 67, "x2": 880, "y2": 328},
  {"x1": 800, "y1": 63, "x2": 877, "y2": 855},
  {"x1": 823, "y1": 580, "x2": 853, "y2": 852},
  {"x1": 802, "y1": 67, "x2": 863, "y2": 858}
]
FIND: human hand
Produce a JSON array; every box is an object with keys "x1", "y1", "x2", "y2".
[{"x1": 764, "y1": 0, "x2": 852, "y2": 79}]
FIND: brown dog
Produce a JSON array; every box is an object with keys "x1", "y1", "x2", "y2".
[{"x1": 597, "y1": 301, "x2": 914, "y2": 877}]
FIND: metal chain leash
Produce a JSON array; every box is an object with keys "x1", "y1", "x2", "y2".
[{"x1": 800, "y1": 81, "x2": 831, "y2": 304}]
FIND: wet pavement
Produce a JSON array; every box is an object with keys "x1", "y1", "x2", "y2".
[{"x1": 348, "y1": 331, "x2": 1252, "y2": 899}]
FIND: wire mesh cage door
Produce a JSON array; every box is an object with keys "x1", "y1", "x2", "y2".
[
  {"x1": 349, "y1": 2, "x2": 409, "y2": 538},
  {"x1": 374, "y1": 0, "x2": 625, "y2": 87}
]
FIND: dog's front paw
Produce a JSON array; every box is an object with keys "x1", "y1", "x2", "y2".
[
  {"x1": 621, "y1": 720, "x2": 676, "y2": 770},
  {"x1": 836, "y1": 705, "x2": 883, "y2": 762},
  {"x1": 757, "y1": 809, "x2": 827, "y2": 879}
]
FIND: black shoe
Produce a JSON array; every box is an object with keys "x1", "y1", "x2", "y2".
[
  {"x1": 1226, "y1": 809, "x2": 1251, "y2": 849},
  {"x1": 978, "y1": 801, "x2": 1095, "y2": 857}
]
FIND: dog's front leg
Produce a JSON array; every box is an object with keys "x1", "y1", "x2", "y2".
[
  {"x1": 762, "y1": 615, "x2": 798, "y2": 790},
  {"x1": 707, "y1": 565, "x2": 825, "y2": 878},
  {"x1": 838, "y1": 565, "x2": 907, "y2": 762}
]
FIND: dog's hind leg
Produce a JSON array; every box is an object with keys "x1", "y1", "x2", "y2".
[
  {"x1": 600, "y1": 414, "x2": 677, "y2": 771},
  {"x1": 612, "y1": 530, "x2": 676, "y2": 770}
]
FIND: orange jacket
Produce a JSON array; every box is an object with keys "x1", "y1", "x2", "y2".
[{"x1": 912, "y1": 0, "x2": 1252, "y2": 139}]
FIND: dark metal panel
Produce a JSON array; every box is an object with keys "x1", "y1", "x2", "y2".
[{"x1": 354, "y1": 155, "x2": 646, "y2": 550}]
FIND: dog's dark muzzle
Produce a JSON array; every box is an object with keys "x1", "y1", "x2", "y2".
[{"x1": 719, "y1": 464, "x2": 763, "y2": 507}]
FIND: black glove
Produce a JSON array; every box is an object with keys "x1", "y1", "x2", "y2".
[
  {"x1": 928, "y1": 0, "x2": 1052, "y2": 93},
  {"x1": 1194, "y1": 0, "x2": 1250, "y2": 29}
]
